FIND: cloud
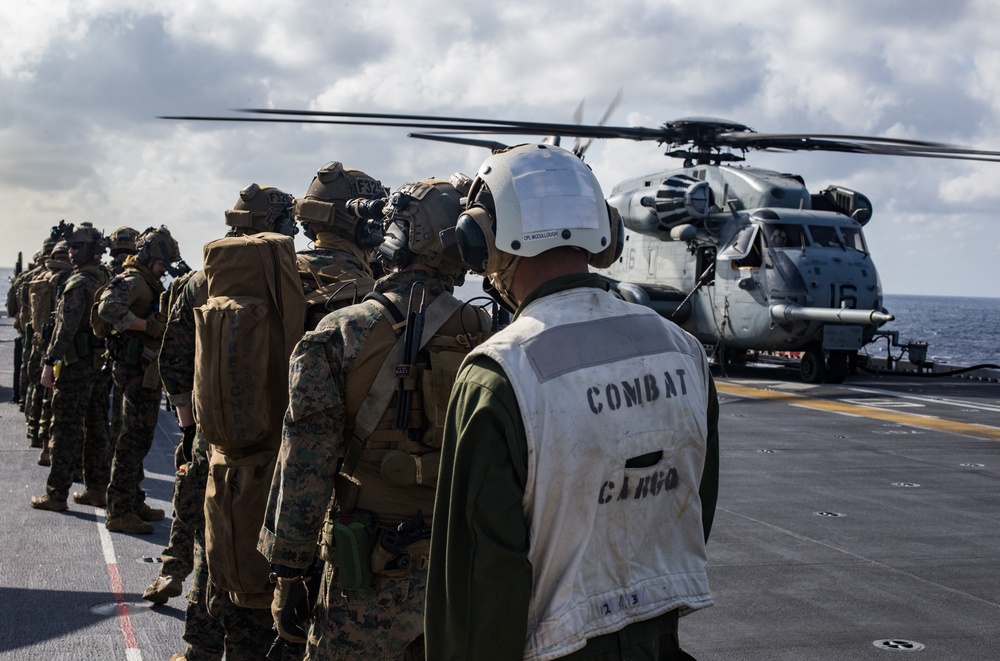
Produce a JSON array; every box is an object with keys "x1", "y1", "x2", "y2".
[{"x1": 2, "y1": 0, "x2": 1000, "y2": 297}]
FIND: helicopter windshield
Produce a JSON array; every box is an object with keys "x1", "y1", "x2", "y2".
[
  {"x1": 840, "y1": 225, "x2": 868, "y2": 252},
  {"x1": 764, "y1": 223, "x2": 806, "y2": 248},
  {"x1": 807, "y1": 225, "x2": 843, "y2": 248}
]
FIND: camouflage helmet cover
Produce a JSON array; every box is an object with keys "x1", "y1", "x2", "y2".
[
  {"x1": 108, "y1": 226, "x2": 139, "y2": 256},
  {"x1": 135, "y1": 225, "x2": 181, "y2": 266},
  {"x1": 376, "y1": 174, "x2": 470, "y2": 280}
]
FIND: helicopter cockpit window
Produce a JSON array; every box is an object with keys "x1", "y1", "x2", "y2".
[
  {"x1": 719, "y1": 225, "x2": 762, "y2": 268},
  {"x1": 840, "y1": 226, "x2": 868, "y2": 252},
  {"x1": 808, "y1": 225, "x2": 841, "y2": 248},
  {"x1": 765, "y1": 223, "x2": 805, "y2": 248}
]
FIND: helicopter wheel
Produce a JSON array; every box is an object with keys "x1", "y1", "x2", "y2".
[
  {"x1": 800, "y1": 347, "x2": 826, "y2": 384},
  {"x1": 826, "y1": 350, "x2": 849, "y2": 384}
]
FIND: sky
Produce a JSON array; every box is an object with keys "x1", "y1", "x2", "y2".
[{"x1": 2, "y1": 0, "x2": 1000, "y2": 298}]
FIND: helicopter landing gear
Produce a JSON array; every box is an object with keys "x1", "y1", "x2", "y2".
[
  {"x1": 826, "y1": 350, "x2": 850, "y2": 384},
  {"x1": 800, "y1": 347, "x2": 826, "y2": 383}
]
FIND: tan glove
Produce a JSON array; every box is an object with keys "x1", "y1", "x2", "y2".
[
  {"x1": 271, "y1": 576, "x2": 309, "y2": 644},
  {"x1": 145, "y1": 314, "x2": 166, "y2": 339}
]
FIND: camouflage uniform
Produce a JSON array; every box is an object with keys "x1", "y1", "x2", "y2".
[
  {"x1": 97, "y1": 259, "x2": 166, "y2": 523},
  {"x1": 108, "y1": 250, "x2": 132, "y2": 451},
  {"x1": 13, "y1": 262, "x2": 46, "y2": 434},
  {"x1": 25, "y1": 258, "x2": 73, "y2": 456},
  {"x1": 156, "y1": 270, "x2": 226, "y2": 659},
  {"x1": 261, "y1": 270, "x2": 486, "y2": 660},
  {"x1": 39, "y1": 262, "x2": 110, "y2": 502}
]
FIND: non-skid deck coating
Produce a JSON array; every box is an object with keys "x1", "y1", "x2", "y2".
[{"x1": 0, "y1": 313, "x2": 998, "y2": 660}]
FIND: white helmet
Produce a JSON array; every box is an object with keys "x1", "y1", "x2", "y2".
[{"x1": 455, "y1": 143, "x2": 621, "y2": 276}]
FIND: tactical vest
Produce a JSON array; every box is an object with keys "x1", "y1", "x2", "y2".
[
  {"x1": 338, "y1": 289, "x2": 491, "y2": 528},
  {"x1": 57, "y1": 263, "x2": 110, "y2": 366},
  {"x1": 296, "y1": 250, "x2": 376, "y2": 331},
  {"x1": 467, "y1": 287, "x2": 713, "y2": 660},
  {"x1": 27, "y1": 263, "x2": 71, "y2": 349},
  {"x1": 121, "y1": 268, "x2": 165, "y2": 352}
]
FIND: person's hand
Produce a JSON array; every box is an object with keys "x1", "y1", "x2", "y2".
[
  {"x1": 41, "y1": 364, "x2": 55, "y2": 389},
  {"x1": 271, "y1": 575, "x2": 309, "y2": 644}
]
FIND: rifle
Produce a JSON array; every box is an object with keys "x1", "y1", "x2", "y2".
[
  {"x1": 395, "y1": 282, "x2": 426, "y2": 433},
  {"x1": 11, "y1": 252, "x2": 23, "y2": 403}
]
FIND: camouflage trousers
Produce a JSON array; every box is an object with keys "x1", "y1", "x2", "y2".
[
  {"x1": 106, "y1": 364, "x2": 161, "y2": 518},
  {"x1": 307, "y1": 566, "x2": 426, "y2": 660},
  {"x1": 161, "y1": 441, "x2": 208, "y2": 580},
  {"x1": 177, "y1": 528, "x2": 225, "y2": 661},
  {"x1": 82, "y1": 361, "x2": 112, "y2": 485},
  {"x1": 25, "y1": 343, "x2": 44, "y2": 441},
  {"x1": 44, "y1": 357, "x2": 106, "y2": 500}
]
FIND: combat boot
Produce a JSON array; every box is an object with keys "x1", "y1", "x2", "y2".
[
  {"x1": 30, "y1": 495, "x2": 68, "y2": 511},
  {"x1": 142, "y1": 574, "x2": 183, "y2": 605},
  {"x1": 37, "y1": 447, "x2": 50, "y2": 466},
  {"x1": 167, "y1": 654, "x2": 187, "y2": 661},
  {"x1": 72, "y1": 488, "x2": 107, "y2": 507},
  {"x1": 136, "y1": 502, "x2": 165, "y2": 521},
  {"x1": 106, "y1": 513, "x2": 154, "y2": 534},
  {"x1": 27, "y1": 428, "x2": 40, "y2": 449}
]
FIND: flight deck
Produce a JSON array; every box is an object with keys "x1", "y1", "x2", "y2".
[{"x1": 0, "y1": 315, "x2": 998, "y2": 660}]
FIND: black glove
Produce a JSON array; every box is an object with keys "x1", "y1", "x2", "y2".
[{"x1": 179, "y1": 424, "x2": 196, "y2": 466}]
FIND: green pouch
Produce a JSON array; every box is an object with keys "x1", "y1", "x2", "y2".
[
  {"x1": 332, "y1": 512, "x2": 377, "y2": 591},
  {"x1": 74, "y1": 332, "x2": 91, "y2": 360},
  {"x1": 125, "y1": 337, "x2": 141, "y2": 367}
]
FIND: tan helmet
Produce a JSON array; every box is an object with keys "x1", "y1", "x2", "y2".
[
  {"x1": 225, "y1": 184, "x2": 296, "y2": 236},
  {"x1": 64, "y1": 221, "x2": 108, "y2": 266},
  {"x1": 135, "y1": 225, "x2": 181, "y2": 267},
  {"x1": 108, "y1": 226, "x2": 139, "y2": 256},
  {"x1": 293, "y1": 161, "x2": 388, "y2": 245},
  {"x1": 375, "y1": 175, "x2": 470, "y2": 282},
  {"x1": 50, "y1": 239, "x2": 71, "y2": 262}
]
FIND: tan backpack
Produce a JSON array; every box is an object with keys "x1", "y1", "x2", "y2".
[{"x1": 193, "y1": 233, "x2": 306, "y2": 450}]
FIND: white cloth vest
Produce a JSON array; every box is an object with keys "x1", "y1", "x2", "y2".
[{"x1": 468, "y1": 286, "x2": 713, "y2": 661}]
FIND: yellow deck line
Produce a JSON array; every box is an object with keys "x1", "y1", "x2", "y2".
[{"x1": 716, "y1": 381, "x2": 1000, "y2": 441}]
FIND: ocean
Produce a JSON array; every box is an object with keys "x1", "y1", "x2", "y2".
[{"x1": 4, "y1": 267, "x2": 997, "y2": 368}]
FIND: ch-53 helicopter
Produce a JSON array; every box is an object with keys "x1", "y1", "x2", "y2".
[{"x1": 164, "y1": 106, "x2": 1000, "y2": 382}]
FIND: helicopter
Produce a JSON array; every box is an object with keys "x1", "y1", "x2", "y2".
[{"x1": 162, "y1": 107, "x2": 1000, "y2": 382}]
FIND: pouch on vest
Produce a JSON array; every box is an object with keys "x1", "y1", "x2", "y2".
[
  {"x1": 204, "y1": 448, "x2": 277, "y2": 608},
  {"x1": 330, "y1": 511, "x2": 378, "y2": 591},
  {"x1": 27, "y1": 277, "x2": 56, "y2": 338},
  {"x1": 419, "y1": 334, "x2": 489, "y2": 449},
  {"x1": 193, "y1": 234, "x2": 305, "y2": 450}
]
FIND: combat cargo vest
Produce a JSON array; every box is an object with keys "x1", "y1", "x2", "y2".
[
  {"x1": 334, "y1": 288, "x2": 492, "y2": 529},
  {"x1": 467, "y1": 287, "x2": 713, "y2": 660}
]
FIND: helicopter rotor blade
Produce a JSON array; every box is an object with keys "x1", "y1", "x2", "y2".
[
  {"x1": 162, "y1": 109, "x2": 1000, "y2": 163},
  {"x1": 577, "y1": 87, "x2": 624, "y2": 158},
  {"x1": 407, "y1": 133, "x2": 510, "y2": 152}
]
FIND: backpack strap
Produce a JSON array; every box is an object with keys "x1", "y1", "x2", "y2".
[{"x1": 340, "y1": 293, "x2": 463, "y2": 477}]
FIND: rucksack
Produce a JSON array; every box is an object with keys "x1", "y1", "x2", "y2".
[{"x1": 193, "y1": 233, "x2": 306, "y2": 450}]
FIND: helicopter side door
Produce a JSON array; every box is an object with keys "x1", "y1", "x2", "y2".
[{"x1": 713, "y1": 223, "x2": 773, "y2": 349}]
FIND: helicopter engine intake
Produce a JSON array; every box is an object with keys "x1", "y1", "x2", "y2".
[{"x1": 608, "y1": 174, "x2": 711, "y2": 240}]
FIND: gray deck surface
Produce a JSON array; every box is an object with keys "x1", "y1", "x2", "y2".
[{"x1": 0, "y1": 313, "x2": 998, "y2": 660}]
